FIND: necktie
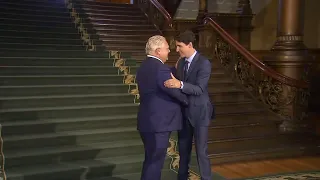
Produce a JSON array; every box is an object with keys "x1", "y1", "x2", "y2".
[{"x1": 183, "y1": 60, "x2": 189, "y2": 81}]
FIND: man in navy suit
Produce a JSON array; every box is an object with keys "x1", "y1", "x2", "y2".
[
  {"x1": 136, "y1": 35, "x2": 189, "y2": 180},
  {"x1": 164, "y1": 30, "x2": 214, "y2": 180}
]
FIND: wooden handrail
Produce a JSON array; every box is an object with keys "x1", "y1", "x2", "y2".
[
  {"x1": 203, "y1": 17, "x2": 309, "y2": 88},
  {"x1": 148, "y1": 0, "x2": 173, "y2": 27}
]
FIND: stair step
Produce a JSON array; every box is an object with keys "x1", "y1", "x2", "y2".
[
  {"x1": 77, "y1": 2, "x2": 137, "y2": 10},
  {"x1": 77, "y1": 1, "x2": 135, "y2": 7},
  {"x1": 98, "y1": 34, "x2": 152, "y2": 39},
  {"x1": 81, "y1": 7, "x2": 144, "y2": 16},
  {"x1": 86, "y1": 13, "x2": 147, "y2": 20},
  {"x1": 0, "y1": 103, "x2": 139, "y2": 122},
  {"x1": 89, "y1": 20, "x2": 150, "y2": 26},
  {"x1": 0, "y1": 74, "x2": 129, "y2": 86},
  {"x1": 0, "y1": 29, "x2": 81, "y2": 39},
  {"x1": 102, "y1": 45, "x2": 145, "y2": 51},
  {"x1": 2, "y1": 114, "x2": 137, "y2": 136},
  {"x1": 98, "y1": 37, "x2": 147, "y2": 44},
  {"x1": 6, "y1": 163, "x2": 85, "y2": 180},
  {"x1": 95, "y1": 29, "x2": 158, "y2": 36},
  {"x1": 0, "y1": 66, "x2": 130, "y2": 75},
  {"x1": 208, "y1": 144, "x2": 320, "y2": 165},
  {"x1": 3, "y1": 127, "x2": 140, "y2": 151},
  {"x1": 0, "y1": 42, "x2": 86, "y2": 50},
  {"x1": 98, "y1": 41, "x2": 147, "y2": 48},
  {"x1": 207, "y1": 134, "x2": 318, "y2": 154},
  {"x1": 0, "y1": 57, "x2": 136, "y2": 66},
  {"x1": 213, "y1": 112, "x2": 280, "y2": 126},
  {"x1": 0, "y1": 25, "x2": 76, "y2": 35},
  {"x1": 0, "y1": 84, "x2": 136, "y2": 97},
  {"x1": 208, "y1": 81, "x2": 238, "y2": 90},
  {"x1": 98, "y1": 39, "x2": 147, "y2": 46},
  {"x1": 0, "y1": 1, "x2": 69, "y2": 11},
  {"x1": 0, "y1": 93, "x2": 136, "y2": 109},
  {"x1": 208, "y1": 78, "x2": 233, "y2": 84},
  {"x1": 208, "y1": 122, "x2": 279, "y2": 139},
  {"x1": 67, "y1": 155, "x2": 172, "y2": 179},
  {"x1": 0, "y1": 50, "x2": 131, "y2": 58},
  {"x1": 4, "y1": 140, "x2": 143, "y2": 168},
  {"x1": 0, "y1": 36, "x2": 83, "y2": 45},
  {"x1": 207, "y1": 135, "x2": 286, "y2": 153},
  {"x1": 0, "y1": 12, "x2": 74, "y2": 22},
  {"x1": 0, "y1": 6, "x2": 70, "y2": 16},
  {"x1": 91, "y1": 169, "x2": 177, "y2": 180},
  {"x1": 0, "y1": 17, "x2": 75, "y2": 27},
  {"x1": 214, "y1": 101, "x2": 267, "y2": 114},
  {"x1": 6, "y1": 156, "x2": 174, "y2": 180},
  {"x1": 210, "y1": 90, "x2": 252, "y2": 103},
  {"x1": 92, "y1": 24, "x2": 153, "y2": 31},
  {"x1": 1, "y1": 0, "x2": 67, "y2": 6}
]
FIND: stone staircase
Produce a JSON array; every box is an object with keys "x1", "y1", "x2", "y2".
[
  {"x1": 66, "y1": 0, "x2": 158, "y2": 60},
  {"x1": 204, "y1": 60, "x2": 319, "y2": 164},
  {"x1": 0, "y1": 0, "x2": 319, "y2": 179},
  {"x1": 0, "y1": 0, "x2": 182, "y2": 179}
]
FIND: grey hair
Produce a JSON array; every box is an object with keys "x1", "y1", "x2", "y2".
[{"x1": 145, "y1": 35, "x2": 166, "y2": 55}]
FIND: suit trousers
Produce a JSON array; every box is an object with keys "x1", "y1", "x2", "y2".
[
  {"x1": 139, "y1": 131, "x2": 171, "y2": 180},
  {"x1": 178, "y1": 120, "x2": 212, "y2": 180}
]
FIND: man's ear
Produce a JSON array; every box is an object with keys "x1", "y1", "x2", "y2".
[
  {"x1": 155, "y1": 48, "x2": 160, "y2": 55},
  {"x1": 188, "y1": 42, "x2": 193, "y2": 48}
]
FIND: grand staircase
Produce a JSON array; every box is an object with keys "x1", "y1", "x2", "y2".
[
  {"x1": 0, "y1": 0, "x2": 319, "y2": 180},
  {"x1": 0, "y1": 0, "x2": 181, "y2": 179}
]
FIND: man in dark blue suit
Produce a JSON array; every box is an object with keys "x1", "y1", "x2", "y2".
[
  {"x1": 164, "y1": 30, "x2": 214, "y2": 180},
  {"x1": 136, "y1": 35, "x2": 189, "y2": 180}
]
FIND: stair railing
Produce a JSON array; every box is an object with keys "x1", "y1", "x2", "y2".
[
  {"x1": 136, "y1": 0, "x2": 173, "y2": 30},
  {"x1": 202, "y1": 16, "x2": 309, "y2": 124}
]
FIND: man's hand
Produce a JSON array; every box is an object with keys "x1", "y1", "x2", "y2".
[{"x1": 164, "y1": 73, "x2": 181, "y2": 88}]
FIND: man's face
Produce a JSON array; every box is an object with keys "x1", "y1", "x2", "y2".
[
  {"x1": 157, "y1": 41, "x2": 170, "y2": 63},
  {"x1": 175, "y1": 41, "x2": 192, "y2": 58}
]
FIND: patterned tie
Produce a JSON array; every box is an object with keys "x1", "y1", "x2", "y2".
[{"x1": 183, "y1": 60, "x2": 189, "y2": 81}]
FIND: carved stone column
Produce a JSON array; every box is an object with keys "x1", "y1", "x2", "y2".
[
  {"x1": 236, "y1": 0, "x2": 252, "y2": 14},
  {"x1": 263, "y1": 0, "x2": 314, "y2": 133},
  {"x1": 197, "y1": 0, "x2": 207, "y2": 24},
  {"x1": 197, "y1": 25, "x2": 215, "y2": 58}
]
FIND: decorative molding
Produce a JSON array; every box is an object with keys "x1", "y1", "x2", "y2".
[
  {"x1": 113, "y1": 57, "x2": 139, "y2": 104},
  {"x1": 65, "y1": 0, "x2": 96, "y2": 51},
  {"x1": 277, "y1": 35, "x2": 303, "y2": 42}
]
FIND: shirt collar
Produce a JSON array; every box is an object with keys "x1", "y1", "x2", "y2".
[
  {"x1": 185, "y1": 51, "x2": 197, "y2": 63},
  {"x1": 147, "y1": 55, "x2": 164, "y2": 64}
]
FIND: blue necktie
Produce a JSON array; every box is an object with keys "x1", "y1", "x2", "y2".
[{"x1": 183, "y1": 60, "x2": 189, "y2": 81}]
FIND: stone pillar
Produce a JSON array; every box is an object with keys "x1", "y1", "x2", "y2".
[
  {"x1": 236, "y1": 0, "x2": 252, "y2": 14},
  {"x1": 263, "y1": 0, "x2": 314, "y2": 133},
  {"x1": 197, "y1": 0, "x2": 207, "y2": 24}
]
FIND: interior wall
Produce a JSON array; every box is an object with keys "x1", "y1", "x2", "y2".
[{"x1": 250, "y1": 0, "x2": 320, "y2": 50}]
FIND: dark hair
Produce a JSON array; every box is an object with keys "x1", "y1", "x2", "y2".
[{"x1": 175, "y1": 30, "x2": 196, "y2": 46}]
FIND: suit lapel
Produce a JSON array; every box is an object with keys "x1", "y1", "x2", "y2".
[
  {"x1": 185, "y1": 53, "x2": 199, "y2": 80},
  {"x1": 176, "y1": 58, "x2": 185, "y2": 80}
]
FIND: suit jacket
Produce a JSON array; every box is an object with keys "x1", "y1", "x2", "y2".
[
  {"x1": 173, "y1": 52, "x2": 215, "y2": 127},
  {"x1": 136, "y1": 57, "x2": 189, "y2": 133}
]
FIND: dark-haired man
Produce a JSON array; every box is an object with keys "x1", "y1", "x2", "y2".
[{"x1": 164, "y1": 30, "x2": 214, "y2": 180}]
